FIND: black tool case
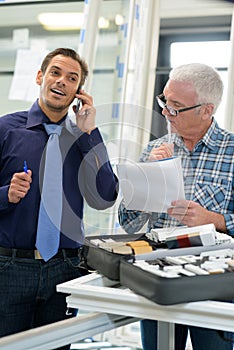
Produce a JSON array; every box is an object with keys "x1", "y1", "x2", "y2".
[
  {"x1": 119, "y1": 246, "x2": 234, "y2": 305},
  {"x1": 83, "y1": 233, "x2": 163, "y2": 281}
]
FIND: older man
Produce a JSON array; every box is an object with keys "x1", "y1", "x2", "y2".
[{"x1": 119, "y1": 63, "x2": 234, "y2": 350}]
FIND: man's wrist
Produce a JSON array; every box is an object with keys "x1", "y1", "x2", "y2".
[{"x1": 209, "y1": 211, "x2": 226, "y2": 233}]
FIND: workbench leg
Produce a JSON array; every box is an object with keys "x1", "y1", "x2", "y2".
[{"x1": 158, "y1": 321, "x2": 175, "y2": 350}]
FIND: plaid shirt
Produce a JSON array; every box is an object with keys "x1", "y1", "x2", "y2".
[{"x1": 118, "y1": 118, "x2": 234, "y2": 236}]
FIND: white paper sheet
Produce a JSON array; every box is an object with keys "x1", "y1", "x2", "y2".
[
  {"x1": 117, "y1": 157, "x2": 185, "y2": 213},
  {"x1": 8, "y1": 48, "x2": 48, "y2": 102}
]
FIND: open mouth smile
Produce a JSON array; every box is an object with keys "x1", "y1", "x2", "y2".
[{"x1": 51, "y1": 88, "x2": 66, "y2": 96}]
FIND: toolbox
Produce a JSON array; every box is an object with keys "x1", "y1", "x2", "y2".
[
  {"x1": 119, "y1": 244, "x2": 234, "y2": 305},
  {"x1": 84, "y1": 232, "x2": 163, "y2": 280},
  {"x1": 83, "y1": 226, "x2": 231, "y2": 281},
  {"x1": 83, "y1": 226, "x2": 234, "y2": 305},
  {"x1": 83, "y1": 224, "x2": 229, "y2": 281}
]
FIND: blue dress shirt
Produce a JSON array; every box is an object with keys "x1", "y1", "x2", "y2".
[{"x1": 0, "y1": 100, "x2": 118, "y2": 249}]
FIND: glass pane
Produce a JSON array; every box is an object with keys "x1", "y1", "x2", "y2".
[
  {"x1": 0, "y1": 1, "x2": 84, "y2": 115},
  {"x1": 84, "y1": 0, "x2": 130, "y2": 235}
]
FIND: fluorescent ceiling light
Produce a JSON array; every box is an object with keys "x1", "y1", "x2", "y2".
[
  {"x1": 115, "y1": 14, "x2": 124, "y2": 25},
  {"x1": 98, "y1": 17, "x2": 110, "y2": 29},
  {"x1": 38, "y1": 12, "x2": 109, "y2": 31},
  {"x1": 38, "y1": 12, "x2": 84, "y2": 30}
]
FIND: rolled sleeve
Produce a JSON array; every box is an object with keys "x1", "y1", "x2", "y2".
[{"x1": 118, "y1": 200, "x2": 150, "y2": 234}]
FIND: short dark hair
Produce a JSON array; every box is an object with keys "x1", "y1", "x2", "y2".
[{"x1": 40, "y1": 47, "x2": 88, "y2": 88}]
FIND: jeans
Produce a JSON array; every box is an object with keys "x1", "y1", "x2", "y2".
[
  {"x1": 141, "y1": 319, "x2": 234, "y2": 350},
  {"x1": 0, "y1": 253, "x2": 86, "y2": 350}
]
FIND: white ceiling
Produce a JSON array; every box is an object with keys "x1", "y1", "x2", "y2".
[{"x1": 0, "y1": 0, "x2": 232, "y2": 28}]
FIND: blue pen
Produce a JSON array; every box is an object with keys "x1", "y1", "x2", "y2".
[{"x1": 23, "y1": 160, "x2": 28, "y2": 173}]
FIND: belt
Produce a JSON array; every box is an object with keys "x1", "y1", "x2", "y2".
[{"x1": 0, "y1": 247, "x2": 83, "y2": 260}]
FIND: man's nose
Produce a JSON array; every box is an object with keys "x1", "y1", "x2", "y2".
[
  {"x1": 56, "y1": 76, "x2": 66, "y2": 86},
  {"x1": 162, "y1": 106, "x2": 170, "y2": 117}
]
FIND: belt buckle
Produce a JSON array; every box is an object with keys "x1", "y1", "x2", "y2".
[{"x1": 34, "y1": 250, "x2": 43, "y2": 259}]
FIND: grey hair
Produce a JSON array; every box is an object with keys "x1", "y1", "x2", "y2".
[{"x1": 169, "y1": 63, "x2": 223, "y2": 114}]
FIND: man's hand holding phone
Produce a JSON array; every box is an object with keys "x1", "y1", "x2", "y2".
[
  {"x1": 73, "y1": 88, "x2": 96, "y2": 135},
  {"x1": 75, "y1": 87, "x2": 82, "y2": 113}
]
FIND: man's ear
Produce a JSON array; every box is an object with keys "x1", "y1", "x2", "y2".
[
  {"x1": 201, "y1": 103, "x2": 214, "y2": 120},
  {"x1": 36, "y1": 70, "x2": 43, "y2": 86}
]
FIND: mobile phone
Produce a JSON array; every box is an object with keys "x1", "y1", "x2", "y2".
[{"x1": 76, "y1": 86, "x2": 82, "y2": 113}]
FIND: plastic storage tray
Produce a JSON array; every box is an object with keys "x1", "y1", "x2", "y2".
[
  {"x1": 84, "y1": 233, "x2": 162, "y2": 281},
  {"x1": 120, "y1": 246, "x2": 234, "y2": 305}
]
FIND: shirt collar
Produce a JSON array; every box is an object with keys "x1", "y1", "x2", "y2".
[
  {"x1": 26, "y1": 99, "x2": 68, "y2": 128},
  {"x1": 202, "y1": 117, "x2": 219, "y2": 151},
  {"x1": 26, "y1": 100, "x2": 48, "y2": 128}
]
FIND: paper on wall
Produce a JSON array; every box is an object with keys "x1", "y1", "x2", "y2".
[
  {"x1": 8, "y1": 48, "x2": 48, "y2": 102},
  {"x1": 117, "y1": 157, "x2": 185, "y2": 213}
]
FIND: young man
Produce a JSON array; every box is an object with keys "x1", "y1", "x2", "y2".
[
  {"x1": 119, "y1": 63, "x2": 234, "y2": 350},
  {"x1": 0, "y1": 48, "x2": 118, "y2": 349}
]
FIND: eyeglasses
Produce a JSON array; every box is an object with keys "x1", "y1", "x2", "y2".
[{"x1": 156, "y1": 93, "x2": 202, "y2": 116}]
